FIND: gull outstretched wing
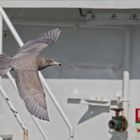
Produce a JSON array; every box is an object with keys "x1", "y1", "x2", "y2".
[
  {"x1": 16, "y1": 28, "x2": 61, "y2": 56},
  {"x1": 15, "y1": 69, "x2": 49, "y2": 121}
]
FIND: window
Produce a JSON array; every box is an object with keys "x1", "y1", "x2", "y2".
[
  {"x1": 0, "y1": 135, "x2": 12, "y2": 140},
  {"x1": 3, "y1": 138, "x2": 12, "y2": 140}
]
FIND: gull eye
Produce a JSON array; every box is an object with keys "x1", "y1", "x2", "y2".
[{"x1": 47, "y1": 59, "x2": 53, "y2": 63}]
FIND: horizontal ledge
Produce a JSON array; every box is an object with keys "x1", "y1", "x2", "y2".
[
  {"x1": 9, "y1": 19, "x2": 140, "y2": 27},
  {"x1": 0, "y1": 1, "x2": 140, "y2": 8}
]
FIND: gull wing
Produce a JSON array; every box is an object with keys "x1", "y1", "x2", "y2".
[
  {"x1": 17, "y1": 28, "x2": 61, "y2": 56},
  {"x1": 15, "y1": 70, "x2": 49, "y2": 121}
]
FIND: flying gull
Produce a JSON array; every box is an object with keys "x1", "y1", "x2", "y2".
[{"x1": 0, "y1": 28, "x2": 61, "y2": 121}]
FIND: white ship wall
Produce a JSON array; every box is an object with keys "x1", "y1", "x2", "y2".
[{"x1": 1, "y1": 79, "x2": 140, "y2": 140}]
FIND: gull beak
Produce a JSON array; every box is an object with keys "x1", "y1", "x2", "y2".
[{"x1": 53, "y1": 61, "x2": 62, "y2": 66}]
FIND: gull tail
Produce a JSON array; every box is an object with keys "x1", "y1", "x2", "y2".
[{"x1": 0, "y1": 54, "x2": 12, "y2": 77}]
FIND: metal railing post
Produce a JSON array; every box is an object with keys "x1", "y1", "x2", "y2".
[
  {"x1": 0, "y1": 7, "x2": 48, "y2": 140},
  {"x1": 0, "y1": 6, "x2": 74, "y2": 140},
  {"x1": 122, "y1": 29, "x2": 130, "y2": 117},
  {"x1": 0, "y1": 7, "x2": 23, "y2": 46},
  {"x1": 0, "y1": 13, "x2": 2, "y2": 53},
  {"x1": 23, "y1": 129, "x2": 28, "y2": 140},
  {"x1": 0, "y1": 86, "x2": 27, "y2": 130},
  {"x1": 39, "y1": 73, "x2": 74, "y2": 139},
  {"x1": 0, "y1": 11, "x2": 28, "y2": 140}
]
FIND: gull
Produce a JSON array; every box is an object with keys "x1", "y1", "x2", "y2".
[{"x1": 0, "y1": 28, "x2": 61, "y2": 121}]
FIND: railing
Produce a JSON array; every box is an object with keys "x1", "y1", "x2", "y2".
[
  {"x1": 0, "y1": 86, "x2": 29, "y2": 140},
  {"x1": 0, "y1": 13, "x2": 28, "y2": 140},
  {"x1": 0, "y1": 6, "x2": 74, "y2": 140}
]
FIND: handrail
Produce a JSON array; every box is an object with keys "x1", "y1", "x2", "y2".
[
  {"x1": 0, "y1": 86, "x2": 29, "y2": 140},
  {"x1": 0, "y1": 6, "x2": 74, "y2": 140},
  {"x1": 0, "y1": 7, "x2": 48, "y2": 140},
  {"x1": 0, "y1": 13, "x2": 28, "y2": 140},
  {"x1": 0, "y1": 86, "x2": 26, "y2": 130}
]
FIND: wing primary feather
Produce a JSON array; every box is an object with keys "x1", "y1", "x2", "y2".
[
  {"x1": 16, "y1": 28, "x2": 61, "y2": 56},
  {"x1": 34, "y1": 103, "x2": 41, "y2": 116},
  {"x1": 34, "y1": 28, "x2": 61, "y2": 45}
]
